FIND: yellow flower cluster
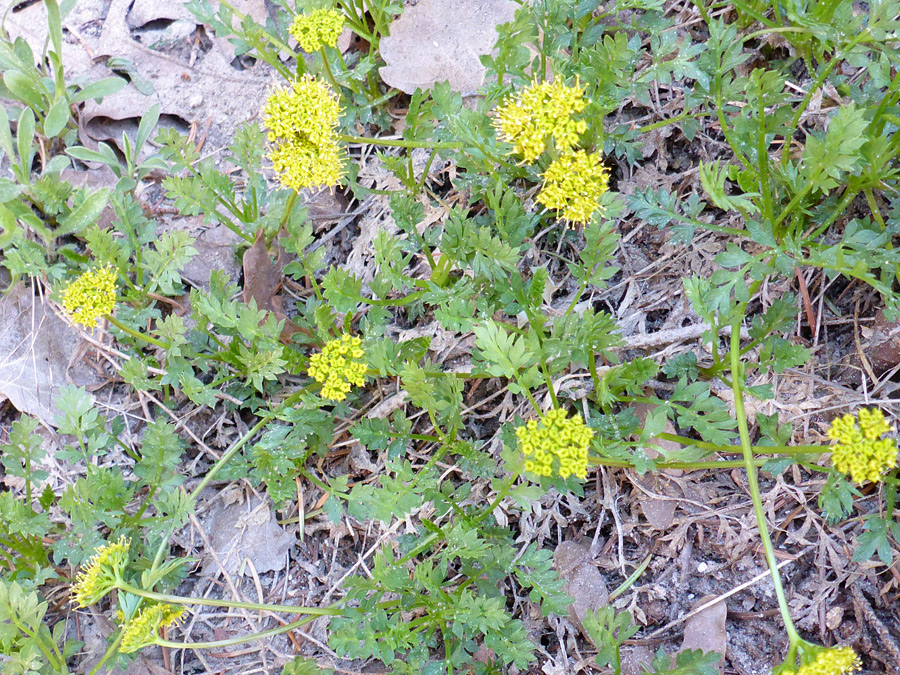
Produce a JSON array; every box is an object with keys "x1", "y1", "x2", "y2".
[
  {"x1": 796, "y1": 646, "x2": 860, "y2": 675},
  {"x1": 308, "y1": 334, "x2": 367, "y2": 402},
  {"x1": 516, "y1": 408, "x2": 593, "y2": 480},
  {"x1": 827, "y1": 408, "x2": 898, "y2": 484},
  {"x1": 494, "y1": 79, "x2": 608, "y2": 225},
  {"x1": 537, "y1": 150, "x2": 610, "y2": 224},
  {"x1": 494, "y1": 79, "x2": 588, "y2": 162},
  {"x1": 289, "y1": 8, "x2": 344, "y2": 52},
  {"x1": 119, "y1": 603, "x2": 186, "y2": 653},
  {"x1": 263, "y1": 74, "x2": 344, "y2": 190},
  {"x1": 71, "y1": 536, "x2": 130, "y2": 607},
  {"x1": 61, "y1": 265, "x2": 117, "y2": 328}
]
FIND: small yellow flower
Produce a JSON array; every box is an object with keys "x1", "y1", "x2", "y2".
[
  {"x1": 308, "y1": 334, "x2": 367, "y2": 402},
  {"x1": 494, "y1": 79, "x2": 588, "y2": 162},
  {"x1": 71, "y1": 536, "x2": 130, "y2": 607},
  {"x1": 516, "y1": 409, "x2": 593, "y2": 480},
  {"x1": 827, "y1": 408, "x2": 898, "y2": 484},
  {"x1": 119, "y1": 603, "x2": 186, "y2": 654},
  {"x1": 61, "y1": 265, "x2": 117, "y2": 328},
  {"x1": 537, "y1": 150, "x2": 610, "y2": 224},
  {"x1": 795, "y1": 647, "x2": 860, "y2": 675},
  {"x1": 268, "y1": 136, "x2": 344, "y2": 192},
  {"x1": 289, "y1": 8, "x2": 344, "y2": 52},
  {"x1": 262, "y1": 75, "x2": 345, "y2": 189}
]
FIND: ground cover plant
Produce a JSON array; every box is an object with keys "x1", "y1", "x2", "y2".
[{"x1": 1, "y1": 0, "x2": 900, "y2": 673}]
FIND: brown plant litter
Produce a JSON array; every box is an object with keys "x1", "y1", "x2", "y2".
[{"x1": 2, "y1": 0, "x2": 900, "y2": 673}]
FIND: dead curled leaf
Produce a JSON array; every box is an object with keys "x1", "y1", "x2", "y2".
[
  {"x1": 78, "y1": 0, "x2": 272, "y2": 156},
  {"x1": 0, "y1": 284, "x2": 105, "y2": 426},
  {"x1": 200, "y1": 494, "x2": 294, "y2": 576},
  {"x1": 631, "y1": 401, "x2": 685, "y2": 530},
  {"x1": 680, "y1": 595, "x2": 727, "y2": 673},
  {"x1": 241, "y1": 229, "x2": 304, "y2": 341},
  {"x1": 553, "y1": 540, "x2": 609, "y2": 636},
  {"x1": 378, "y1": 0, "x2": 519, "y2": 95}
]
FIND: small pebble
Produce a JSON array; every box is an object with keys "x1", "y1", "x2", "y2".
[
  {"x1": 189, "y1": 94, "x2": 203, "y2": 108},
  {"x1": 697, "y1": 562, "x2": 708, "y2": 573}
]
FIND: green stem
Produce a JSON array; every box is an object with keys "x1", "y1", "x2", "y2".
[
  {"x1": 337, "y1": 134, "x2": 463, "y2": 150},
  {"x1": 589, "y1": 456, "x2": 771, "y2": 470},
  {"x1": 730, "y1": 312, "x2": 801, "y2": 644},
  {"x1": 154, "y1": 613, "x2": 330, "y2": 650},
  {"x1": 691, "y1": 0, "x2": 711, "y2": 24},
  {"x1": 9, "y1": 612, "x2": 65, "y2": 671},
  {"x1": 756, "y1": 79, "x2": 774, "y2": 224},
  {"x1": 742, "y1": 26, "x2": 812, "y2": 42},
  {"x1": 802, "y1": 181, "x2": 859, "y2": 241},
  {"x1": 118, "y1": 582, "x2": 338, "y2": 616},
  {"x1": 635, "y1": 110, "x2": 712, "y2": 135},
  {"x1": 655, "y1": 432, "x2": 823, "y2": 456},
  {"x1": 772, "y1": 182, "x2": 813, "y2": 232},
  {"x1": 319, "y1": 47, "x2": 341, "y2": 92},
  {"x1": 148, "y1": 416, "x2": 271, "y2": 575},
  {"x1": 353, "y1": 290, "x2": 426, "y2": 307},
  {"x1": 473, "y1": 465, "x2": 522, "y2": 526},
  {"x1": 107, "y1": 315, "x2": 169, "y2": 350},
  {"x1": 362, "y1": 88, "x2": 401, "y2": 110},
  {"x1": 278, "y1": 191, "x2": 299, "y2": 233},
  {"x1": 188, "y1": 417, "x2": 270, "y2": 502},
  {"x1": 87, "y1": 633, "x2": 125, "y2": 675},
  {"x1": 781, "y1": 29, "x2": 872, "y2": 168},
  {"x1": 216, "y1": 0, "x2": 296, "y2": 56}
]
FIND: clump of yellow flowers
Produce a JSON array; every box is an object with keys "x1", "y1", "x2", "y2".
[
  {"x1": 61, "y1": 265, "x2": 117, "y2": 328},
  {"x1": 494, "y1": 78, "x2": 609, "y2": 225},
  {"x1": 307, "y1": 334, "x2": 367, "y2": 402},
  {"x1": 774, "y1": 644, "x2": 861, "y2": 675},
  {"x1": 827, "y1": 408, "x2": 898, "y2": 484},
  {"x1": 494, "y1": 79, "x2": 588, "y2": 163},
  {"x1": 537, "y1": 149, "x2": 611, "y2": 225},
  {"x1": 119, "y1": 603, "x2": 186, "y2": 653},
  {"x1": 289, "y1": 7, "x2": 344, "y2": 52},
  {"x1": 262, "y1": 74, "x2": 344, "y2": 190},
  {"x1": 71, "y1": 535, "x2": 130, "y2": 607},
  {"x1": 516, "y1": 408, "x2": 593, "y2": 480}
]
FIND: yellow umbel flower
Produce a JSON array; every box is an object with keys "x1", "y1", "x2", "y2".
[
  {"x1": 827, "y1": 408, "x2": 898, "y2": 484},
  {"x1": 289, "y1": 8, "x2": 344, "y2": 52},
  {"x1": 308, "y1": 334, "x2": 367, "y2": 402},
  {"x1": 516, "y1": 408, "x2": 593, "y2": 480},
  {"x1": 119, "y1": 603, "x2": 186, "y2": 653},
  {"x1": 537, "y1": 150, "x2": 610, "y2": 225},
  {"x1": 269, "y1": 136, "x2": 344, "y2": 192},
  {"x1": 494, "y1": 79, "x2": 588, "y2": 162},
  {"x1": 71, "y1": 536, "x2": 130, "y2": 607},
  {"x1": 795, "y1": 647, "x2": 861, "y2": 675},
  {"x1": 61, "y1": 265, "x2": 117, "y2": 328},
  {"x1": 262, "y1": 75, "x2": 344, "y2": 189}
]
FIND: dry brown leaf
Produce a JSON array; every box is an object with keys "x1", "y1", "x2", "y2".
[
  {"x1": 1, "y1": 0, "x2": 97, "y2": 79},
  {"x1": 620, "y1": 645, "x2": 655, "y2": 675},
  {"x1": 242, "y1": 229, "x2": 282, "y2": 311},
  {"x1": 860, "y1": 308, "x2": 900, "y2": 374},
  {"x1": 553, "y1": 540, "x2": 608, "y2": 637},
  {"x1": 127, "y1": 0, "x2": 195, "y2": 28},
  {"x1": 680, "y1": 595, "x2": 728, "y2": 673},
  {"x1": 631, "y1": 401, "x2": 684, "y2": 530},
  {"x1": 241, "y1": 229, "x2": 305, "y2": 341},
  {"x1": 79, "y1": 0, "x2": 272, "y2": 154},
  {"x1": 0, "y1": 284, "x2": 105, "y2": 426},
  {"x1": 200, "y1": 494, "x2": 294, "y2": 576},
  {"x1": 379, "y1": 0, "x2": 518, "y2": 95},
  {"x1": 175, "y1": 218, "x2": 243, "y2": 291}
]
